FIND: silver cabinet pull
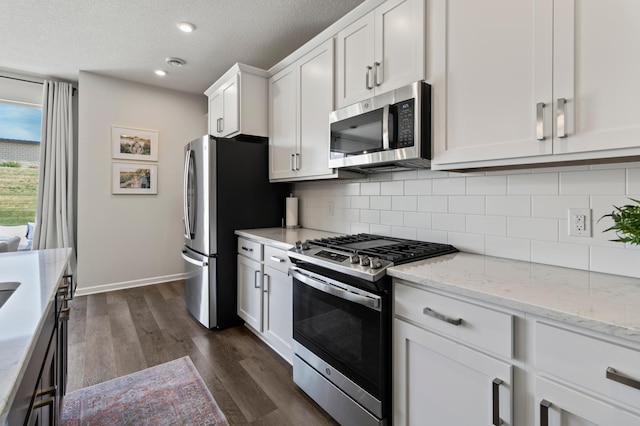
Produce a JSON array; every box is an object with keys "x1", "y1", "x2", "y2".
[
  {"x1": 540, "y1": 399, "x2": 552, "y2": 426},
  {"x1": 422, "y1": 307, "x2": 462, "y2": 326},
  {"x1": 493, "y1": 378, "x2": 503, "y2": 425},
  {"x1": 295, "y1": 153, "x2": 300, "y2": 170},
  {"x1": 374, "y1": 61, "x2": 382, "y2": 86},
  {"x1": 219, "y1": 117, "x2": 224, "y2": 133},
  {"x1": 263, "y1": 273, "x2": 269, "y2": 293},
  {"x1": 254, "y1": 270, "x2": 260, "y2": 289},
  {"x1": 290, "y1": 153, "x2": 295, "y2": 171},
  {"x1": 556, "y1": 98, "x2": 567, "y2": 138},
  {"x1": 241, "y1": 246, "x2": 253, "y2": 252},
  {"x1": 606, "y1": 367, "x2": 640, "y2": 391},
  {"x1": 536, "y1": 102, "x2": 545, "y2": 140},
  {"x1": 270, "y1": 256, "x2": 285, "y2": 263},
  {"x1": 365, "y1": 65, "x2": 373, "y2": 90}
]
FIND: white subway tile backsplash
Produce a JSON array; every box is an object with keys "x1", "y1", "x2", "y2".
[
  {"x1": 417, "y1": 196, "x2": 448, "y2": 213},
  {"x1": 486, "y1": 196, "x2": 531, "y2": 217},
  {"x1": 392, "y1": 196, "x2": 417, "y2": 211},
  {"x1": 591, "y1": 246, "x2": 640, "y2": 278},
  {"x1": 361, "y1": 182, "x2": 381, "y2": 196},
  {"x1": 432, "y1": 213, "x2": 466, "y2": 232},
  {"x1": 628, "y1": 168, "x2": 640, "y2": 194},
  {"x1": 466, "y1": 215, "x2": 506, "y2": 236},
  {"x1": 294, "y1": 161, "x2": 640, "y2": 278},
  {"x1": 405, "y1": 179, "x2": 432, "y2": 195},
  {"x1": 351, "y1": 196, "x2": 370, "y2": 209},
  {"x1": 381, "y1": 180, "x2": 404, "y2": 195},
  {"x1": 433, "y1": 177, "x2": 466, "y2": 195},
  {"x1": 380, "y1": 210, "x2": 404, "y2": 226},
  {"x1": 370, "y1": 196, "x2": 392, "y2": 210},
  {"x1": 360, "y1": 209, "x2": 381, "y2": 224},
  {"x1": 449, "y1": 196, "x2": 485, "y2": 214},
  {"x1": 466, "y1": 175, "x2": 507, "y2": 195},
  {"x1": 560, "y1": 169, "x2": 626, "y2": 195},
  {"x1": 448, "y1": 232, "x2": 485, "y2": 254},
  {"x1": 485, "y1": 236, "x2": 531, "y2": 261},
  {"x1": 404, "y1": 212, "x2": 432, "y2": 229},
  {"x1": 507, "y1": 217, "x2": 558, "y2": 241},
  {"x1": 531, "y1": 241, "x2": 589, "y2": 270},
  {"x1": 508, "y1": 172, "x2": 558, "y2": 195},
  {"x1": 531, "y1": 195, "x2": 589, "y2": 218}
]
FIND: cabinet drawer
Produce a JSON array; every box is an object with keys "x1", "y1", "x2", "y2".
[
  {"x1": 237, "y1": 237, "x2": 262, "y2": 261},
  {"x1": 394, "y1": 282, "x2": 513, "y2": 358},
  {"x1": 264, "y1": 245, "x2": 291, "y2": 274},
  {"x1": 536, "y1": 322, "x2": 640, "y2": 411}
]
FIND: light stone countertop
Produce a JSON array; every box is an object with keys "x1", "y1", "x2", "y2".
[
  {"x1": 235, "y1": 227, "x2": 341, "y2": 250},
  {"x1": 0, "y1": 248, "x2": 71, "y2": 425},
  {"x1": 388, "y1": 252, "x2": 640, "y2": 345}
]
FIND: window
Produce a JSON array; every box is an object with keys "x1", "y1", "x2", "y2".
[{"x1": 0, "y1": 101, "x2": 42, "y2": 228}]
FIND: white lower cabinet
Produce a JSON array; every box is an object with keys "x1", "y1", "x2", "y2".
[
  {"x1": 237, "y1": 237, "x2": 293, "y2": 363},
  {"x1": 394, "y1": 319, "x2": 513, "y2": 426},
  {"x1": 393, "y1": 280, "x2": 515, "y2": 426}
]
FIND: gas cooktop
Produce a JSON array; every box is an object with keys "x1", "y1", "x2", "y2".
[{"x1": 288, "y1": 234, "x2": 458, "y2": 281}]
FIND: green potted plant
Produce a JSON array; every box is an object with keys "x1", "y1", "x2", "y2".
[{"x1": 600, "y1": 198, "x2": 640, "y2": 245}]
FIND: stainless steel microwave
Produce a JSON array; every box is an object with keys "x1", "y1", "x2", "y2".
[{"x1": 329, "y1": 81, "x2": 431, "y2": 173}]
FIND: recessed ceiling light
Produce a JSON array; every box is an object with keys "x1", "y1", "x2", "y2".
[
  {"x1": 177, "y1": 22, "x2": 195, "y2": 33},
  {"x1": 166, "y1": 57, "x2": 186, "y2": 67},
  {"x1": 154, "y1": 70, "x2": 167, "y2": 77}
]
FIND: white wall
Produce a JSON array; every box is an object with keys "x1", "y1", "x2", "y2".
[
  {"x1": 77, "y1": 72, "x2": 206, "y2": 294},
  {"x1": 294, "y1": 162, "x2": 640, "y2": 279}
]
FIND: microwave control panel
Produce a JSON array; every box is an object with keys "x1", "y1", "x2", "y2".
[{"x1": 395, "y1": 99, "x2": 414, "y2": 148}]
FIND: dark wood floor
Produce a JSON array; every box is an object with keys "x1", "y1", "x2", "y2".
[{"x1": 67, "y1": 281, "x2": 338, "y2": 425}]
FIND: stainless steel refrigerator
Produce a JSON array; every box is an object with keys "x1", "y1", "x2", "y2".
[{"x1": 181, "y1": 135, "x2": 287, "y2": 329}]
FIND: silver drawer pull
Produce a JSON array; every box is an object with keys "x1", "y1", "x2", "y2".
[
  {"x1": 422, "y1": 307, "x2": 462, "y2": 326},
  {"x1": 241, "y1": 246, "x2": 253, "y2": 252},
  {"x1": 606, "y1": 367, "x2": 640, "y2": 391},
  {"x1": 270, "y1": 256, "x2": 285, "y2": 263}
]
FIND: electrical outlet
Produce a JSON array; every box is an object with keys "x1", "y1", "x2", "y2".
[{"x1": 568, "y1": 208, "x2": 591, "y2": 237}]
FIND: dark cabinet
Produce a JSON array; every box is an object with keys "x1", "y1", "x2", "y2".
[{"x1": 7, "y1": 273, "x2": 72, "y2": 426}]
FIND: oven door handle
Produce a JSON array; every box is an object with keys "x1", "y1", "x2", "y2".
[{"x1": 289, "y1": 267, "x2": 382, "y2": 311}]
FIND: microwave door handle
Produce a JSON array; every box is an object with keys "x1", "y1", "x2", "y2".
[
  {"x1": 183, "y1": 150, "x2": 191, "y2": 239},
  {"x1": 382, "y1": 104, "x2": 390, "y2": 150},
  {"x1": 289, "y1": 267, "x2": 381, "y2": 310}
]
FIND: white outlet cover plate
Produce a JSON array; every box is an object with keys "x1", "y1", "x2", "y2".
[{"x1": 568, "y1": 208, "x2": 592, "y2": 237}]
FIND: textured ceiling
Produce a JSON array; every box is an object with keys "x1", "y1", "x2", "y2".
[{"x1": 0, "y1": 0, "x2": 364, "y2": 94}]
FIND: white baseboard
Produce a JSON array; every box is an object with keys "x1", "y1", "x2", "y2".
[{"x1": 74, "y1": 273, "x2": 188, "y2": 296}]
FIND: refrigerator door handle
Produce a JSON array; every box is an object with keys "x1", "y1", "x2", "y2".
[
  {"x1": 183, "y1": 150, "x2": 192, "y2": 239},
  {"x1": 181, "y1": 250, "x2": 208, "y2": 267}
]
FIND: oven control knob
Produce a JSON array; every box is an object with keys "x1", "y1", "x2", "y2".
[
  {"x1": 370, "y1": 257, "x2": 383, "y2": 269},
  {"x1": 359, "y1": 256, "x2": 370, "y2": 267},
  {"x1": 301, "y1": 240, "x2": 311, "y2": 250},
  {"x1": 294, "y1": 240, "x2": 302, "y2": 250},
  {"x1": 349, "y1": 254, "x2": 360, "y2": 264}
]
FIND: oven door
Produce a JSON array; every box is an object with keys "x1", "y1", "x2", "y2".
[{"x1": 290, "y1": 266, "x2": 389, "y2": 417}]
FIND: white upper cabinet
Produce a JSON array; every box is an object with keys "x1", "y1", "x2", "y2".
[
  {"x1": 336, "y1": 0, "x2": 425, "y2": 109},
  {"x1": 270, "y1": 39, "x2": 340, "y2": 182},
  {"x1": 205, "y1": 63, "x2": 268, "y2": 138},
  {"x1": 431, "y1": 0, "x2": 640, "y2": 170}
]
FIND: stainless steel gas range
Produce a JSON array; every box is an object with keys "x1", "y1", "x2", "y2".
[{"x1": 288, "y1": 234, "x2": 458, "y2": 426}]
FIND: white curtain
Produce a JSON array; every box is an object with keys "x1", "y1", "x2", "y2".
[{"x1": 33, "y1": 81, "x2": 76, "y2": 267}]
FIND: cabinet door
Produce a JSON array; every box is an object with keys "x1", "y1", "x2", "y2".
[
  {"x1": 536, "y1": 377, "x2": 640, "y2": 426},
  {"x1": 431, "y1": 0, "x2": 554, "y2": 167},
  {"x1": 208, "y1": 91, "x2": 223, "y2": 137},
  {"x1": 237, "y1": 255, "x2": 263, "y2": 331},
  {"x1": 552, "y1": 0, "x2": 640, "y2": 155},
  {"x1": 394, "y1": 319, "x2": 513, "y2": 426},
  {"x1": 374, "y1": 0, "x2": 425, "y2": 95},
  {"x1": 297, "y1": 39, "x2": 334, "y2": 179},
  {"x1": 262, "y1": 266, "x2": 293, "y2": 362},
  {"x1": 336, "y1": 12, "x2": 375, "y2": 108},
  {"x1": 269, "y1": 66, "x2": 298, "y2": 180}
]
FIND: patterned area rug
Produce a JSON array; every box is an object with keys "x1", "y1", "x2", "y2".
[{"x1": 61, "y1": 356, "x2": 229, "y2": 426}]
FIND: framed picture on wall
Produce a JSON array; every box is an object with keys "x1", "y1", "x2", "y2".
[
  {"x1": 112, "y1": 162, "x2": 157, "y2": 194},
  {"x1": 111, "y1": 125, "x2": 158, "y2": 161}
]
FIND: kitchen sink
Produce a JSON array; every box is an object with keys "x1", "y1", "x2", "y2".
[{"x1": 0, "y1": 281, "x2": 20, "y2": 309}]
